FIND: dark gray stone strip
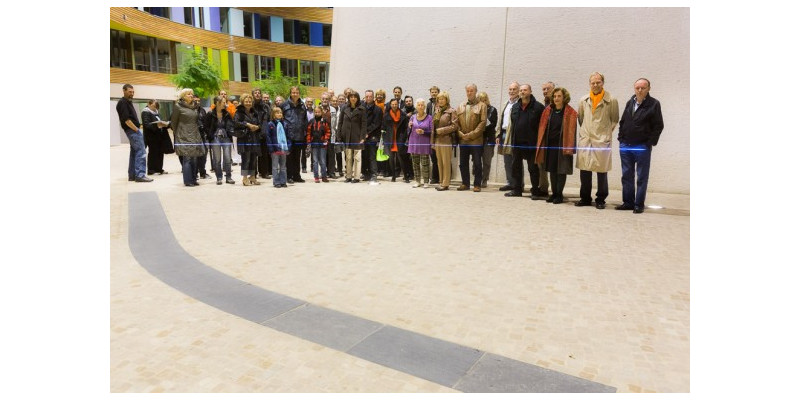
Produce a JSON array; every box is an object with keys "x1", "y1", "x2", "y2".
[
  {"x1": 454, "y1": 353, "x2": 616, "y2": 393},
  {"x1": 347, "y1": 325, "x2": 485, "y2": 388},
  {"x1": 263, "y1": 304, "x2": 384, "y2": 352},
  {"x1": 128, "y1": 192, "x2": 305, "y2": 323},
  {"x1": 127, "y1": 192, "x2": 616, "y2": 392}
]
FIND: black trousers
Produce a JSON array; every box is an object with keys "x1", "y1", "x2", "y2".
[
  {"x1": 287, "y1": 141, "x2": 303, "y2": 180},
  {"x1": 389, "y1": 150, "x2": 410, "y2": 180},
  {"x1": 510, "y1": 147, "x2": 538, "y2": 193},
  {"x1": 256, "y1": 143, "x2": 271, "y2": 177},
  {"x1": 549, "y1": 172, "x2": 567, "y2": 198},
  {"x1": 459, "y1": 144, "x2": 483, "y2": 187},
  {"x1": 326, "y1": 144, "x2": 336, "y2": 177},
  {"x1": 144, "y1": 131, "x2": 164, "y2": 173},
  {"x1": 579, "y1": 170, "x2": 608, "y2": 204},
  {"x1": 362, "y1": 141, "x2": 378, "y2": 178},
  {"x1": 429, "y1": 149, "x2": 439, "y2": 182}
]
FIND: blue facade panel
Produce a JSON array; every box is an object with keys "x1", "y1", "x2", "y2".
[
  {"x1": 209, "y1": 7, "x2": 220, "y2": 32},
  {"x1": 171, "y1": 7, "x2": 184, "y2": 24},
  {"x1": 310, "y1": 22, "x2": 323, "y2": 46},
  {"x1": 270, "y1": 16, "x2": 284, "y2": 42},
  {"x1": 253, "y1": 13, "x2": 261, "y2": 39}
]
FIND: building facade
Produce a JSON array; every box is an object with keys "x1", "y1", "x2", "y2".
[{"x1": 110, "y1": 7, "x2": 332, "y2": 144}]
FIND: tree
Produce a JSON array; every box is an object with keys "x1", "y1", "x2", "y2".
[
  {"x1": 169, "y1": 51, "x2": 222, "y2": 100},
  {"x1": 253, "y1": 70, "x2": 308, "y2": 100}
]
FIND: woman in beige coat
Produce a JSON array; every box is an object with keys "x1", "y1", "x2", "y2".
[{"x1": 432, "y1": 91, "x2": 457, "y2": 190}]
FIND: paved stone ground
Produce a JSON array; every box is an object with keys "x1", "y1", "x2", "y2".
[{"x1": 110, "y1": 145, "x2": 689, "y2": 393}]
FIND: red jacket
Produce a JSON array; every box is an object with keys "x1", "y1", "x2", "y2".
[{"x1": 306, "y1": 119, "x2": 331, "y2": 145}]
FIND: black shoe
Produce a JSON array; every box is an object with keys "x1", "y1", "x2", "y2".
[
  {"x1": 200, "y1": 174, "x2": 211, "y2": 179},
  {"x1": 345, "y1": 178, "x2": 352, "y2": 183},
  {"x1": 553, "y1": 196, "x2": 564, "y2": 204},
  {"x1": 498, "y1": 185, "x2": 513, "y2": 191},
  {"x1": 147, "y1": 170, "x2": 156, "y2": 175},
  {"x1": 302, "y1": 168, "x2": 307, "y2": 173},
  {"x1": 504, "y1": 191, "x2": 522, "y2": 197},
  {"x1": 615, "y1": 203, "x2": 635, "y2": 211},
  {"x1": 128, "y1": 177, "x2": 135, "y2": 181},
  {"x1": 391, "y1": 177, "x2": 396, "y2": 182},
  {"x1": 403, "y1": 179, "x2": 411, "y2": 183},
  {"x1": 135, "y1": 176, "x2": 153, "y2": 182},
  {"x1": 531, "y1": 189, "x2": 549, "y2": 197},
  {"x1": 216, "y1": 179, "x2": 222, "y2": 185},
  {"x1": 352, "y1": 179, "x2": 360, "y2": 183},
  {"x1": 158, "y1": 170, "x2": 168, "y2": 175},
  {"x1": 430, "y1": 180, "x2": 439, "y2": 185},
  {"x1": 226, "y1": 178, "x2": 235, "y2": 184},
  {"x1": 633, "y1": 206, "x2": 644, "y2": 214},
  {"x1": 185, "y1": 182, "x2": 198, "y2": 187},
  {"x1": 574, "y1": 200, "x2": 592, "y2": 207},
  {"x1": 281, "y1": 184, "x2": 288, "y2": 188},
  {"x1": 288, "y1": 179, "x2": 295, "y2": 184},
  {"x1": 295, "y1": 177, "x2": 305, "y2": 183},
  {"x1": 546, "y1": 196, "x2": 555, "y2": 203},
  {"x1": 596, "y1": 202, "x2": 606, "y2": 209}
]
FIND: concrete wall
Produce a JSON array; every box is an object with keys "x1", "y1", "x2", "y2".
[{"x1": 329, "y1": 7, "x2": 689, "y2": 194}]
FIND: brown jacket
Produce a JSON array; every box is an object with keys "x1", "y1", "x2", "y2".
[
  {"x1": 455, "y1": 99, "x2": 487, "y2": 146},
  {"x1": 535, "y1": 104, "x2": 577, "y2": 173},
  {"x1": 432, "y1": 107, "x2": 457, "y2": 146}
]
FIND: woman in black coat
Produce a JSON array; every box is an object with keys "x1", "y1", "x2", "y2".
[
  {"x1": 141, "y1": 100, "x2": 170, "y2": 175},
  {"x1": 205, "y1": 96, "x2": 236, "y2": 185},
  {"x1": 234, "y1": 93, "x2": 263, "y2": 186}
]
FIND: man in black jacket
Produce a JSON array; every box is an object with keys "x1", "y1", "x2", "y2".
[
  {"x1": 362, "y1": 89, "x2": 382, "y2": 184},
  {"x1": 505, "y1": 84, "x2": 545, "y2": 198},
  {"x1": 254, "y1": 88, "x2": 272, "y2": 179},
  {"x1": 615, "y1": 78, "x2": 664, "y2": 214},
  {"x1": 281, "y1": 86, "x2": 308, "y2": 183}
]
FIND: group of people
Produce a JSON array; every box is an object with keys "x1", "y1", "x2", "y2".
[{"x1": 116, "y1": 72, "x2": 663, "y2": 213}]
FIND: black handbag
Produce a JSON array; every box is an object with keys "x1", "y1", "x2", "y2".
[{"x1": 161, "y1": 129, "x2": 175, "y2": 154}]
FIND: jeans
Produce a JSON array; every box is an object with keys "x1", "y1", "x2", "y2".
[
  {"x1": 311, "y1": 146, "x2": 328, "y2": 178},
  {"x1": 459, "y1": 144, "x2": 483, "y2": 187},
  {"x1": 271, "y1": 153, "x2": 287, "y2": 186},
  {"x1": 620, "y1": 142, "x2": 652, "y2": 208},
  {"x1": 240, "y1": 152, "x2": 257, "y2": 176},
  {"x1": 181, "y1": 155, "x2": 197, "y2": 185},
  {"x1": 209, "y1": 137, "x2": 232, "y2": 179},
  {"x1": 125, "y1": 129, "x2": 147, "y2": 179}
]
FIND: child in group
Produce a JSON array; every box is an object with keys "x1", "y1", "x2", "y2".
[
  {"x1": 306, "y1": 106, "x2": 331, "y2": 183},
  {"x1": 265, "y1": 107, "x2": 290, "y2": 188}
]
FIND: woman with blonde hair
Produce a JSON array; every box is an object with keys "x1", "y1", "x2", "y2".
[
  {"x1": 431, "y1": 91, "x2": 457, "y2": 190},
  {"x1": 477, "y1": 91, "x2": 498, "y2": 188},
  {"x1": 171, "y1": 88, "x2": 205, "y2": 187},
  {"x1": 234, "y1": 92, "x2": 263, "y2": 186}
]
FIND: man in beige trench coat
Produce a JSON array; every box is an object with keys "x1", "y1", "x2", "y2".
[{"x1": 575, "y1": 72, "x2": 619, "y2": 209}]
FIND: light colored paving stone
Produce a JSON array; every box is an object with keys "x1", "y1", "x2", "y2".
[{"x1": 111, "y1": 145, "x2": 689, "y2": 392}]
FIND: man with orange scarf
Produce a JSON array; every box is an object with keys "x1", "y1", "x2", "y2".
[{"x1": 575, "y1": 72, "x2": 619, "y2": 209}]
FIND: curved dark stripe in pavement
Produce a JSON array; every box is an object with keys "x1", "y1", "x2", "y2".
[{"x1": 127, "y1": 191, "x2": 615, "y2": 393}]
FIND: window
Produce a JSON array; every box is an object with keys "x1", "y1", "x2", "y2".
[
  {"x1": 219, "y1": 7, "x2": 229, "y2": 33},
  {"x1": 240, "y1": 53, "x2": 249, "y2": 82},
  {"x1": 175, "y1": 43, "x2": 194, "y2": 69},
  {"x1": 314, "y1": 61, "x2": 329, "y2": 87},
  {"x1": 258, "y1": 56, "x2": 275, "y2": 79},
  {"x1": 283, "y1": 19, "x2": 294, "y2": 43},
  {"x1": 243, "y1": 12, "x2": 253, "y2": 37},
  {"x1": 300, "y1": 60, "x2": 312, "y2": 86},
  {"x1": 110, "y1": 29, "x2": 132, "y2": 69},
  {"x1": 198, "y1": 7, "x2": 204, "y2": 28},
  {"x1": 183, "y1": 7, "x2": 194, "y2": 26},
  {"x1": 281, "y1": 58, "x2": 298, "y2": 79},
  {"x1": 155, "y1": 38, "x2": 175, "y2": 74},
  {"x1": 322, "y1": 24, "x2": 332, "y2": 46},
  {"x1": 298, "y1": 21, "x2": 310, "y2": 45},
  {"x1": 259, "y1": 14, "x2": 271, "y2": 40},
  {"x1": 131, "y1": 33, "x2": 154, "y2": 71},
  {"x1": 143, "y1": 7, "x2": 169, "y2": 19}
]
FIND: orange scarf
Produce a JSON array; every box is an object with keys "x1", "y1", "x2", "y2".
[
  {"x1": 390, "y1": 109, "x2": 401, "y2": 151},
  {"x1": 590, "y1": 89, "x2": 604, "y2": 113},
  {"x1": 376, "y1": 100, "x2": 385, "y2": 113}
]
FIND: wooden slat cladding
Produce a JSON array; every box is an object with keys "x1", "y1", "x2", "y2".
[
  {"x1": 110, "y1": 7, "x2": 330, "y2": 61},
  {"x1": 111, "y1": 68, "x2": 173, "y2": 86},
  {"x1": 238, "y1": 7, "x2": 333, "y2": 24}
]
